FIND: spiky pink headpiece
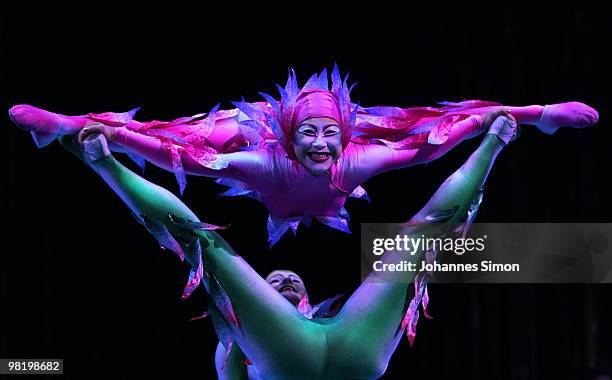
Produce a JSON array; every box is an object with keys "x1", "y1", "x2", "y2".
[
  {"x1": 292, "y1": 89, "x2": 342, "y2": 132},
  {"x1": 258, "y1": 64, "x2": 358, "y2": 161}
]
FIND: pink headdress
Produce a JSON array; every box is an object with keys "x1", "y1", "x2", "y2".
[
  {"x1": 292, "y1": 89, "x2": 342, "y2": 132},
  {"x1": 258, "y1": 64, "x2": 358, "y2": 161}
]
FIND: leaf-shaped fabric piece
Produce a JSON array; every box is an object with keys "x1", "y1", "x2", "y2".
[
  {"x1": 147, "y1": 129, "x2": 190, "y2": 145},
  {"x1": 349, "y1": 185, "x2": 370, "y2": 202},
  {"x1": 189, "y1": 311, "x2": 209, "y2": 321},
  {"x1": 141, "y1": 214, "x2": 185, "y2": 262},
  {"x1": 402, "y1": 274, "x2": 428, "y2": 346},
  {"x1": 438, "y1": 100, "x2": 502, "y2": 111},
  {"x1": 182, "y1": 243, "x2": 203, "y2": 300},
  {"x1": 208, "y1": 273, "x2": 240, "y2": 328},
  {"x1": 164, "y1": 142, "x2": 187, "y2": 195},
  {"x1": 466, "y1": 188, "x2": 485, "y2": 228},
  {"x1": 427, "y1": 115, "x2": 463, "y2": 145},
  {"x1": 316, "y1": 214, "x2": 351, "y2": 234},
  {"x1": 311, "y1": 294, "x2": 344, "y2": 319},
  {"x1": 424, "y1": 205, "x2": 459, "y2": 223},
  {"x1": 126, "y1": 151, "x2": 146, "y2": 173},
  {"x1": 215, "y1": 178, "x2": 263, "y2": 203},
  {"x1": 297, "y1": 296, "x2": 313, "y2": 318},
  {"x1": 169, "y1": 213, "x2": 226, "y2": 232},
  {"x1": 266, "y1": 215, "x2": 313, "y2": 247},
  {"x1": 209, "y1": 304, "x2": 234, "y2": 370},
  {"x1": 231, "y1": 97, "x2": 264, "y2": 121},
  {"x1": 86, "y1": 107, "x2": 141, "y2": 127}
]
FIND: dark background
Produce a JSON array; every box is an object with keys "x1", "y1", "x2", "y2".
[{"x1": 2, "y1": 2, "x2": 611, "y2": 379}]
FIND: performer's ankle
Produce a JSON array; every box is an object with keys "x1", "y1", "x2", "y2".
[{"x1": 509, "y1": 105, "x2": 544, "y2": 125}]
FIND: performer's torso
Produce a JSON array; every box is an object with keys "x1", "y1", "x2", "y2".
[{"x1": 252, "y1": 147, "x2": 361, "y2": 218}]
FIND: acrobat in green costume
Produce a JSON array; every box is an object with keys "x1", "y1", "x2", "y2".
[{"x1": 56, "y1": 114, "x2": 516, "y2": 380}]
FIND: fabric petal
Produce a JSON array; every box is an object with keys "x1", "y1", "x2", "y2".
[
  {"x1": 267, "y1": 215, "x2": 311, "y2": 246},
  {"x1": 182, "y1": 243, "x2": 203, "y2": 299},
  {"x1": 349, "y1": 185, "x2": 370, "y2": 202},
  {"x1": 302, "y1": 73, "x2": 320, "y2": 90},
  {"x1": 141, "y1": 214, "x2": 185, "y2": 261},
  {"x1": 165, "y1": 143, "x2": 187, "y2": 195},
  {"x1": 169, "y1": 213, "x2": 226, "y2": 231},
  {"x1": 208, "y1": 273, "x2": 240, "y2": 328},
  {"x1": 209, "y1": 305, "x2": 234, "y2": 370},
  {"x1": 267, "y1": 215, "x2": 292, "y2": 247},
  {"x1": 297, "y1": 296, "x2": 313, "y2": 318},
  {"x1": 466, "y1": 188, "x2": 485, "y2": 228},
  {"x1": 422, "y1": 285, "x2": 433, "y2": 320},
  {"x1": 189, "y1": 311, "x2": 209, "y2": 321},
  {"x1": 258, "y1": 92, "x2": 280, "y2": 116},
  {"x1": 289, "y1": 220, "x2": 300, "y2": 235},
  {"x1": 316, "y1": 215, "x2": 351, "y2": 234},
  {"x1": 317, "y1": 67, "x2": 329, "y2": 90},
  {"x1": 423, "y1": 205, "x2": 460, "y2": 223},
  {"x1": 427, "y1": 115, "x2": 462, "y2": 145},
  {"x1": 86, "y1": 107, "x2": 141, "y2": 127},
  {"x1": 215, "y1": 178, "x2": 263, "y2": 203},
  {"x1": 311, "y1": 294, "x2": 344, "y2": 319},
  {"x1": 231, "y1": 97, "x2": 264, "y2": 121},
  {"x1": 331, "y1": 63, "x2": 342, "y2": 93},
  {"x1": 126, "y1": 151, "x2": 146, "y2": 173}
]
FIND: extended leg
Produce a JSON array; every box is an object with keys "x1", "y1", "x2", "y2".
[
  {"x1": 432, "y1": 101, "x2": 598, "y2": 160},
  {"x1": 9, "y1": 105, "x2": 258, "y2": 180},
  {"x1": 326, "y1": 119, "x2": 512, "y2": 379},
  {"x1": 58, "y1": 135, "x2": 326, "y2": 379}
]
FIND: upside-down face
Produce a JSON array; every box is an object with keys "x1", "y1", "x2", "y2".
[
  {"x1": 266, "y1": 270, "x2": 308, "y2": 306},
  {"x1": 293, "y1": 117, "x2": 343, "y2": 176}
]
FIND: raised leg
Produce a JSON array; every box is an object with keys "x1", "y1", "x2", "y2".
[
  {"x1": 58, "y1": 135, "x2": 326, "y2": 379},
  {"x1": 325, "y1": 117, "x2": 513, "y2": 379},
  {"x1": 463, "y1": 102, "x2": 598, "y2": 134}
]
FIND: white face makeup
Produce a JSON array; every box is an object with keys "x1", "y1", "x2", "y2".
[
  {"x1": 293, "y1": 117, "x2": 342, "y2": 176},
  {"x1": 266, "y1": 270, "x2": 307, "y2": 306}
]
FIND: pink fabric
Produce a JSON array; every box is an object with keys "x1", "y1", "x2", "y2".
[
  {"x1": 291, "y1": 89, "x2": 343, "y2": 135},
  {"x1": 107, "y1": 105, "x2": 487, "y2": 223},
  {"x1": 112, "y1": 116, "x2": 483, "y2": 247},
  {"x1": 9, "y1": 99, "x2": 493, "y2": 240}
]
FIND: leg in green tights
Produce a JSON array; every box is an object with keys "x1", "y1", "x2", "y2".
[{"x1": 56, "y1": 114, "x2": 514, "y2": 379}]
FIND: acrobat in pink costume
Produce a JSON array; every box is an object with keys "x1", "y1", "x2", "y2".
[{"x1": 9, "y1": 66, "x2": 598, "y2": 245}]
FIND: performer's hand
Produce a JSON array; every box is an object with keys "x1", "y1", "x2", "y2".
[
  {"x1": 481, "y1": 109, "x2": 515, "y2": 130},
  {"x1": 77, "y1": 122, "x2": 116, "y2": 147},
  {"x1": 484, "y1": 110, "x2": 518, "y2": 145}
]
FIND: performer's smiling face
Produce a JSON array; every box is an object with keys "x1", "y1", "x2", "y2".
[
  {"x1": 293, "y1": 117, "x2": 342, "y2": 175},
  {"x1": 266, "y1": 270, "x2": 307, "y2": 306}
]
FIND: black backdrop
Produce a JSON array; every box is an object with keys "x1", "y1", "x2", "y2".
[{"x1": 2, "y1": 2, "x2": 611, "y2": 379}]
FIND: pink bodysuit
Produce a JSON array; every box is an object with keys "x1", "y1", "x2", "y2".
[{"x1": 106, "y1": 101, "x2": 486, "y2": 245}]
